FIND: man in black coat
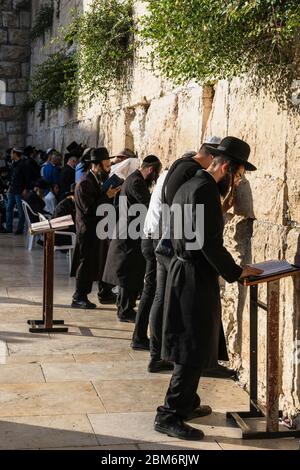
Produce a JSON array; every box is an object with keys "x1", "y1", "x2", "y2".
[
  {"x1": 103, "y1": 155, "x2": 162, "y2": 322},
  {"x1": 155, "y1": 137, "x2": 239, "y2": 377},
  {"x1": 59, "y1": 155, "x2": 78, "y2": 199},
  {"x1": 71, "y1": 148, "x2": 120, "y2": 309},
  {"x1": 154, "y1": 137, "x2": 263, "y2": 441}
]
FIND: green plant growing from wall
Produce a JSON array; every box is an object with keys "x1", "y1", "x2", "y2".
[
  {"x1": 64, "y1": 0, "x2": 135, "y2": 100},
  {"x1": 26, "y1": 52, "x2": 78, "y2": 111},
  {"x1": 140, "y1": 0, "x2": 300, "y2": 109},
  {"x1": 30, "y1": 1, "x2": 55, "y2": 40}
]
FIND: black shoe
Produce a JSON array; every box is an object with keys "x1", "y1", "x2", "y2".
[
  {"x1": 131, "y1": 338, "x2": 150, "y2": 351},
  {"x1": 185, "y1": 405, "x2": 212, "y2": 421},
  {"x1": 98, "y1": 293, "x2": 117, "y2": 305},
  {"x1": 71, "y1": 299, "x2": 96, "y2": 309},
  {"x1": 148, "y1": 359, "x2": 174, "y2": 373},
  {"x1": 118, "y1": 310, "x2": 136, "y2": 323},
  {"x1": 154, "y1": 416, "x2": 204, "y2": 441},
  {"x1": 202, "y1": 364, "x2": 237, "y2": 379},
  {"x1": 14, "y1": 229, "x2": 23, "y2": 235},
  {"x1": 0, "y1": 227, "x2": 12, "y2": 233}
]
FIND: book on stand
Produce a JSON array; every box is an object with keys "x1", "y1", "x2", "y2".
[{"x1": 29, "y1": 215, "x2": 74, "y2": 234}]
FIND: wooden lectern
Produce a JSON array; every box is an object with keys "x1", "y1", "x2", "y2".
[
  {"x1": 227, "y1": 264, "x2": 300, "y2": 439},
  {"x1": 27, "y1": 215, "x2": 73, "y2": 334}
]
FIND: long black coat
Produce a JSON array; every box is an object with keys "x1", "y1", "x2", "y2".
[
  {"x1": 71, "y1": 171, "x2": 110, "y2": 282},
  {"x1": 102, "y1": 170, "x2": 151, "y2": 291},
  {"x1": 162, "y1": 170, "x2": 242, "y2": 368}
]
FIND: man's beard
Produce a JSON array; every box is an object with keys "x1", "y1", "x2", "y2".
[
  {"x1": 99, "y1": 169, "x2": 109, "y2": 182},
  {"x1": 146, "y1": 171, "x2": 159, "y2": 188},
  {"x1": 217, "y1": 173, "x2": 232, "y2": 197}
]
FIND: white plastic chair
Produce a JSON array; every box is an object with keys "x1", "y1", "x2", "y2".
[
  {"x1": 21, "y1": 200, "x2": 41, "y2": 250},
  {"x1": 39, "y1": 213, "x2": 76, "y2": 273},
  {"x1": 54, "y1": 231, "x2": 76, "y2": 273}
]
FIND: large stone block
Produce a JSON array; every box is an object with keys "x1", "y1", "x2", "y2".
[
  {"x1": 142, "y1": 93, "x2": 179, "y2": 164},
  {"x1": 8, "y1": 28, "x2": 30, "y2": 45},
  {"x1": 5, "y1": 92, "x2": 14, "y2": 106},
  {"x1": 0, "y1": 61, "x2": 20, "y2": 77},
  {"x1": 6, "y1": 120, "x2": 25, "y2": 134},
  {"x1": 0, "y1": 45, "x2": 30, "y2": 61},
  {"x1": 280, "y1": 228, "x2": 300, "y2": 415},
  {"x1": 1, "y1": 1, "x2": 12, "y2": 9},
  {"x1": 286, "y1": 121, "x2": 300, "y2": 225},
  {"x1": 0, "y1": 121, "x2": 6, "y2": 137},
  {"x1": 0, "y1": 30, "x2": 8, "y2": 44},
  {"x1": 13, "y1": 0, "x2": 30, "y2": 9},
  {"x1": 0, "y1": 105, "x2": 15, "y2": 120},
  {"x1": 14, "y1": 91, "x2": 26, "y2": 105},
  {"x1": 7, "y1": 78, "x2": 27, "y2": 92},
  {"x1": 2, "y1": 12, "x2": 19, "y2": 28},
  {"x1": 175, "y1": 86, "x2": 202, "y2": 157},
  {"x1": 8, "y1": 133, "x2": 25, "y2": 148},
  {"x1": 19, "y1": 11, "x2": 30, "y2": 28},
  {"x1": 21, "y1": 62, "x2": 30, "y2": 78}
]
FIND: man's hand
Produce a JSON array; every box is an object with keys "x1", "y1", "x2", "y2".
[
  {"x1": 106, "y1": 185, "x2": 121, "y2": 199},
  {"x1": 240, "y1": 265, "x2": 264, "y2": 278}
]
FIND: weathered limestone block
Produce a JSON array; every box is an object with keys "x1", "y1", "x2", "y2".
[
  {"x1": 6, "y1": 120, "x2": 25, "y2": 134},
  {"x1": 7, "y1": 78, "x2": 27, "y2": 91},
  {"x1": 8, "y1": 28, "x2": 30, "y2": 45},
  {"x1": 2, "y1": 12, "x2": 19, "y2": 28},
  {"x1": 0, "y1": 121, "x2": 6, "y2": 135},
  {"x1": 175, "y1": 86, "x2": 202, "y2": 157},
  {"x1": 286, "y1": 121, "x2": 300, "y2": 225},
  {"x1": 1, "y1": 1, "x2": 13, "y2": 9},
  {"x1": 14, "y1": 91, "x2": 26, "y2": 105},
  {"x1": 110, "y1": 112, "x2": 127, "y2": 155},
  {"x1": 8, "y1": 133, "x2": 25, "y2": 147},
  {"x1": 279, "y1": 228, "x2": 300, "y2": 415},
  {"x1": 21, "y1": 62, "x2": 30, "y2": 78},
  {"x1": 0, "y1": 45, "x2": 30, "y2": 61},
  {"x1": 143, "y1": 94, "x2": 179, "y2": 165},
  {"x1": 0, "y1": 61, "x2": 20, "y2": 77},
  {"x1": 19, "y1": 11, "x2": 30, "y2": 28},
  {"x1": 0, "y1": 30, "x2": 8, "y2": 44},
  {"x1": 5, "y1": 92, "x2": 14, "y2": 106},
  {"x1": 0, "y1": 105, "x2": 15, "y2": 120}
]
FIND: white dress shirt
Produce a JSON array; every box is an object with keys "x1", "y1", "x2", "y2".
[{"x1": 143, "y1": 170, "x2": 168, "y2": 237}]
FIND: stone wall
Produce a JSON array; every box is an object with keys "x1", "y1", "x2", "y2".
[
  {"x1": 13, "y1": 1, "x2": 300, "y2": 416},
  {"x1": 0, "y1": 0, "x2": 31, "y2": 155}
]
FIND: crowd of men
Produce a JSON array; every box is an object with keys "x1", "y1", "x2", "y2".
[{"x1": 0, "y1": 136, "x2": 263, "y2": 441}]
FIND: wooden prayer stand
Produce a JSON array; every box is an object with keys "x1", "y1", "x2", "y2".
[
  {"x1": 27, "y1": 217, "x2": 71, "y2": 334},
  {"x1": 227, "y1": 265, "x2": 300, "y2": 439}
]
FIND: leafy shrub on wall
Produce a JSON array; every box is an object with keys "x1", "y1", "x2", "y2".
[
  {"x1": 30, "y1": 1, "x2": 55, "y2": 41},
  {"x1": 64, "y1": 0, "x2": 135, "y2": 100},
  {"x1": 140, "y1": 0, "x2": 300, "y2": 108},
  {"x1": 27, "y1": 52, "x2": 78, "y2": 111}
]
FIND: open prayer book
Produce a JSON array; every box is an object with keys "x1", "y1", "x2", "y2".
[
  {"x1": 29, "y1": 215, "x2": 74, "y2": 234},
  {"x1": 248, "y1": 259, "x2": 295, "y2": 278}
]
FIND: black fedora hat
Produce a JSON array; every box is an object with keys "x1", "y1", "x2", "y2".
[
  {"x1": 87, "y1": 147, "x2": 113, "y2": 163},
  {"x1": 205, "y1": 136, "x2": 256, "y2": 171}
]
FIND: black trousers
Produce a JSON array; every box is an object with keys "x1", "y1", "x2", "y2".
[
  {"x1": 117, "y1": 286, "x2": 139, "y2": 319},
  {"x1": 149, "y1": 253, "x2": 171, "y2": 360},
  {"x1": 156, "y1": 363, "x2": 202, "y2": 420},
  {"x1": 132, "y1": 238, "x2": 157, "y2": 343}
]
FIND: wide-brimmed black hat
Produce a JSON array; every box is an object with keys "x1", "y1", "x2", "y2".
[
  {"x1": 87, "y1": 147, "x2": 113, "y2": 163},
  {"x1": 205, "y1": 136, "x2": 256, "y2": 171}
]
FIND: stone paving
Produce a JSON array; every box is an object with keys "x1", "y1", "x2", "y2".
[{"x1": 0, "y1": 233, "x2": 298, "y2": 450}]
